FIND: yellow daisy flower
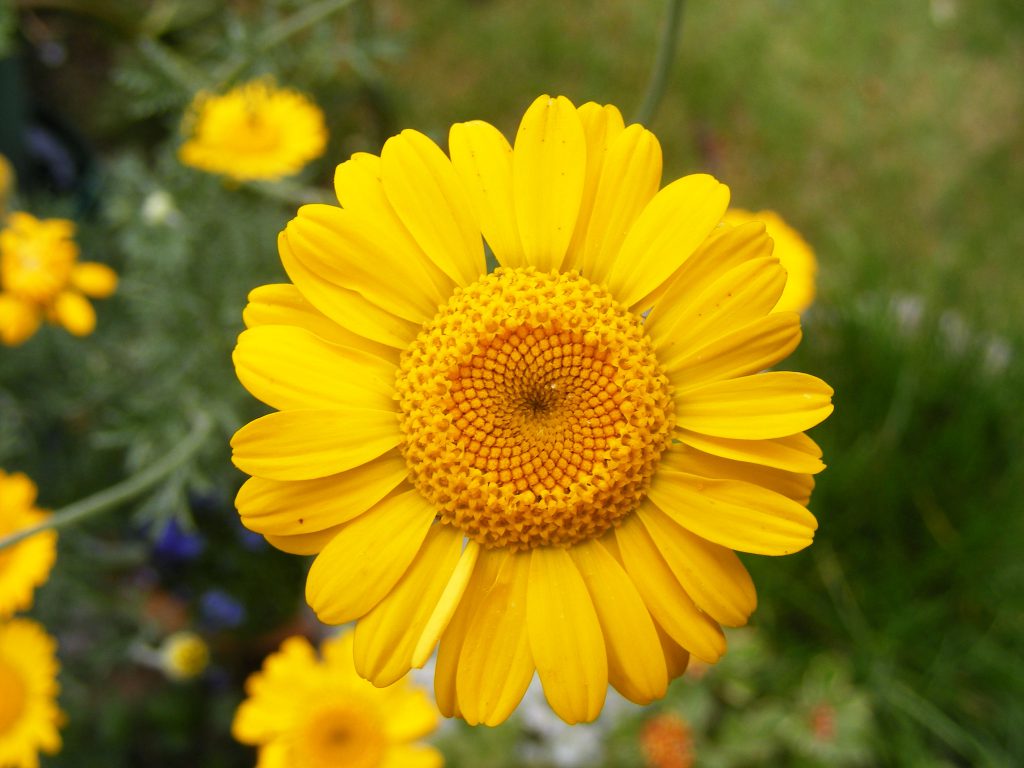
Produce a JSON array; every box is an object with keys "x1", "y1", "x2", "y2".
[
  {"x1": 179, "y1": 79, "x2": 328, "y2": 182},
  {"x1": 0, "y1": 618, "x2": 63, "y2": 768},
  {"x1": 722, "y1": 209, "x2": 817, "y2": 314},
  {"x1": 231, "y1": 95, "x2": 834, "y2": 725},
  {"x1": 157, "y1": 631, "x2": 210, "y2": 681},
  {"x1": 0, "y1": 212, "x2": 118, "y2": 346},
  {"x1": 0, "y1": 470, "x2": 57, "y2": 619},
  {"x1": 232, "y1": 631, "x2": 442, "y2": 768}
]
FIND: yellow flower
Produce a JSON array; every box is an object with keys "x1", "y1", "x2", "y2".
[
  {"x1": 179, "y1": 79, "x2": 328, "y2": 182},
  {"x1": 232, "y1": 631, "x2": 442, "y2": 768},
  {"x1": 231, "y1": 95, "x2": 834, "y2": 725},
  {"x1": 158, "y1": 631, "x2": 210, "y2": 681},
  {"x1": 0, "y1": 154, "x2": 14, "y2": 219},
  {"x1": 0, "y1": 618, "x2": 63, "y2": 768},
  {"x1": 0, "y1": 470, "x2": 57, "y2": 619},
  {"x1": 722, "y1": 209, "x2": 817, "y2": 313},
  {"x1": 0, "y1": 212, "x2": 117, "y2": 346}
]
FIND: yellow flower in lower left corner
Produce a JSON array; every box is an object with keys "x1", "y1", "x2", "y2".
[
  {"x1": 0, "y1": 471, "x2": 57, "y2": 618},
  {"x1": 233, "y1": 630, "x2": 443, "y2": 768},
  {"x1": 0, "y1": 212, "x2": 118, "y2": 346},
  {"x1": 0, "y1": 618, "x2": 63, "y2": 768}
]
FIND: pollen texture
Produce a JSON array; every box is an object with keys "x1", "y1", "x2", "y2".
[{"x1": 396, "y1": 267, "x2": 674, "y2": 550}]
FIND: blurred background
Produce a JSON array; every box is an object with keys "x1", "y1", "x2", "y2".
[{"x1": 1, "y1": 0, "x2": 1022, "y2": 765}]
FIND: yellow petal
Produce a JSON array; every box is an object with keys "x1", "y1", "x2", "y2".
[
  {"x1": 615, "y1": 517, "x2": 726, "y2": 663},
  {"x1": 676, "y1": 429, "x2": 825, "y2": 474},
  {"x1": 649, "y1": 469, "x2": 818, "y2": 555},
  {"x1": 653, "y1": 621, "x2": 691, "y2": 680},
  {"x1": 279, "y1": 229, "x2": 417, "y2": 348},
  {"x1": 455, "y1": 550, "x2": 534, "y2": 726},
  {"x1": 636, "y1": 502, "x2": 757, "y2": 627},
  {"x1": 664, "y1": 312, "x2": 802, "y2": 391},
  {"x1": 242, "y1": 283, "x2": 398, "y2": 362},
  {"x1": 0, "y1": 294, "x2": 41, "y2": 346},
  {"x1": 413, "y1": 539, "x2": 480, "y2": 668},
  {"x1": 675, "y1": 371, "x2": 834, "y2": 439},
  {"x1": 236, "y1": 450, "x2": 408, "y2": 535},
  {"x1": 305, "y1": 489, "x2": 435, "y2": 624},
  {"x1": 380, "y1": 745, "x2": 444, "y2": 768},
  {"x1": 563, "y1": 101, "x2": 626, "y2": 272},
  {"x1": 234, "y1": 325, "x2": 396, "y2": 412},
  {"x1": 527, "y1": 547, "x2": 607, "y2": 724},
  {"x1": 354, "y1": 525, "x2": 463, "y2": 686},
  {"x1": 53, "y1": 291, "x2": 96, "y2": 336},
  {"x1": 231, "y1": 407, "x2": 400, "y2": 481},
  {"x1": 606, "y1": 174, "x2": 729, "y2": 308},
  {"x1": 662, "y1": 442, "x2": 815, "y2": 504},
  {"x1": 449, "y1": 120, "x2": 523, "y2": 266},
  {"x1": 512, "y1": 95, "x2": 586, "y2": 272},
  {"x1": 577, "y1": 124, "x2": 662, "y2": 283},
  {"x1": 571, "y1": 539, "x2": 668, "y2": 704},
  {"x1": 381, "y1": 129, "x2": 485, "y2": 286},
  {"x1": 379, "y1": 686, "x2": 438, "y2": 742},
  {"x1": 70, "y1": 262, "x2": 117, "y2": 298},
  {"x1": 263, "y1": 524, "x2": 344, "y2": 555},
  {"x1": 286, "y1": 205, "x2": 448, "y2": 322}
]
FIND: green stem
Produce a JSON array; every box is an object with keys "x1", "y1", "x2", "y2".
[
  {"x1": 634, "y1": 0, "x2": 686, "y2": 126},
  {"x1": 0, "y1": 414, "x2": 213, "y2": 551}
]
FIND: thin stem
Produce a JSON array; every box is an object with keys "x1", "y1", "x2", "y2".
[
  {"x1": 0, "y1": 414, "x2": 213, "y2": 551},
  {"x1": 634, "y1": 0, "x2": 686, "y2": 126},
  {"x1": 257, "y1": 0, "x2": 361, "y2": 51}
]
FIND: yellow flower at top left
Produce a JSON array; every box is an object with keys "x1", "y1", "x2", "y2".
[
  {"x1": 0, "y1": 470, "x2": 57, "y2": 618},
  {"x1": 0, "y1": 212, "x2": 118, "y2": 346}
]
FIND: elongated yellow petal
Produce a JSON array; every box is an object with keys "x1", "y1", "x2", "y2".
[
  {"x1": 236, "y1": 450, "x2": 408, "y2": 535},
  {"x1": 653, "y1": 620, "x2": 691, "y2": 680},
  {"x1": 70, "y1": 262, "x2": 117, "y2": 298},
  {"x1": 675, "y1": 371, "x2": 834, "y2": 439},
  {"x1": 662, "y1": 442, "x2": 814, "y2": 504},
  {"x1": 381, "y1": 129, "x2": 485, "y2": 286},
  {"x1": 456, "y1": 551, "x2": 534, "y2": 726},
  {"x1": 615, "y1": 517, "x2": 726, "y2": 663},
  {"x1": 379, "y1": 688, "x2": 439, "y2": 743},
  {"x1": 53, "y1": 290, "x2": 95, "y2": 336},
  {"x1": 231, "y1": 408, "x2": 400, "y2": 481},
  {"x1": 279, "y1": 230, "x2": 417, "y2": 348},
  {"x1": 664, "y1": 312, "x2": 802, "y2": 391},
  {"x1": 242, "y1": 283, "x2": 398, "y2": 362},
  {"x1": 649, "y1": 469, "x2": 818, "y2": 555},
  {"x1": 286, "y1": 205, "x2": 448, "y2": 322},
  {"x1": 263, "y1": 524, "x2": 344, "y2": 555},
  {"x1": 527, "y1": 547, "x2": 607, "y2": 724},
  {"x1": 512, "y1": 95, "x2": 586, "y2": 272},
  {"x1": 354, "y1": 525, "x2": 463, "y2": 686},
  {"x1": 606, "y1": 174, "x2": 729, "y2": 308},
  {"x1": 577, "y1": 124, "x2": 662, "y2": 283},
  {"x1": 571, "y1": 539, "x2": 668, "y2": 704},
  {"x1": 449, "y1": 120, "x2": 523, "y2": 267},
  {"x1": 234, "y1": 325, "x2": 396, "y2": 412},
  {"x1": 413, "y1": 539, "x2": 480, "y2": 668},
  {"x1": 305, "y1": 489, "x2": 435, "y2": 624},
  {"x1": 676, "y1": 429, "x2": 825, "y2": 474},
  {"x1": 636, "y1": 502, "x2": 757, "y2": 626}
]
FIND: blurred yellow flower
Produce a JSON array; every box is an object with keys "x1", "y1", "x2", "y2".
[
  {"x1": 233, "y1": 631, "x2": 442, "y2": 768},
  {"x1": 0, "y1": 470, "x2": 57, "y2": 619},
  {"x1": 0, "y1": 618, "x2": 63, "y2": 768},
  {"x1": 722, "y1": 209, "x2": 817, "y2": 313},
  {"x1": 0, "y1": 154, "x2": 13, "y2": 219},
  {"x1": 0, "y1": 212, "x2": 118, "y2": 346},
  {"x1": 158, "y1": 631, "x2": 210, "y2": 681},
  {"x1": 232, "y1": 94, "x2": 833, "y2": 725},
  {"x1": 179, "y1": 79, "x2": 328, "y2": 182}
]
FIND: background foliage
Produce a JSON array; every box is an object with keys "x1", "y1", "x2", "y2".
[{"x1": 1, "y1": 0, "x2": 1022, "y2": 765}]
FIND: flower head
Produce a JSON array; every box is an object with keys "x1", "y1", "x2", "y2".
[
  {"x1": 232, "y1": 631, "x2": 442, "y2": 768},
  {"x1": 0, "y1": 470, "x2": 57, "y2": 619},
  {"x1": 722, "y1": 209, "x2": 817, "y2": 313},
  {"x1": 640, "y1": 713, "x2": 695, "y2": 768},
  {"x1": 231, "y1": 95, "x2": 834, "y2": 725},
  {"x1": 0, "y1": 212, "x2": 117, "y2": 345},
  {"x1": 179, "y1": 79, "x2": 328, "y2": 182},
  {"x1": 0, "y1": 618, "x2": 63, "y2": 768},
  {"x1": 158, "y1": 631, "x2": 210, "y2": 681}
]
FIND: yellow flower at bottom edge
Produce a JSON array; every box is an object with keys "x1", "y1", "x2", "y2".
[
  {"x1": 0, "y1": 470, "x2": 57, "y2": 619},
  {"x1": 233, "y1": 631, "x2": 442, "y2": 768},
  {"x1": 230, "y1": 94, "x2": 834, "y2": 726},
  {"x1": 179, "y1": 79, "x2": 328, "y2": 182},
  {"x1": 0, "y1": 212, "x2": 118, "y2": 346},
  {"x1": 0, "y1": 618, "x2": 63, "y2": 768},
  {"x1": 722, "y1": 208, "x2": 817, "y2": 314}
]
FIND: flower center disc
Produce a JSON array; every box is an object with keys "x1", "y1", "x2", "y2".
[
  {"x1": 397, "y1": 267, "x2": 674, "y2": 551},
  {"x1": 294, "y1": 701, "x2": 386, "y2": 768}
]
